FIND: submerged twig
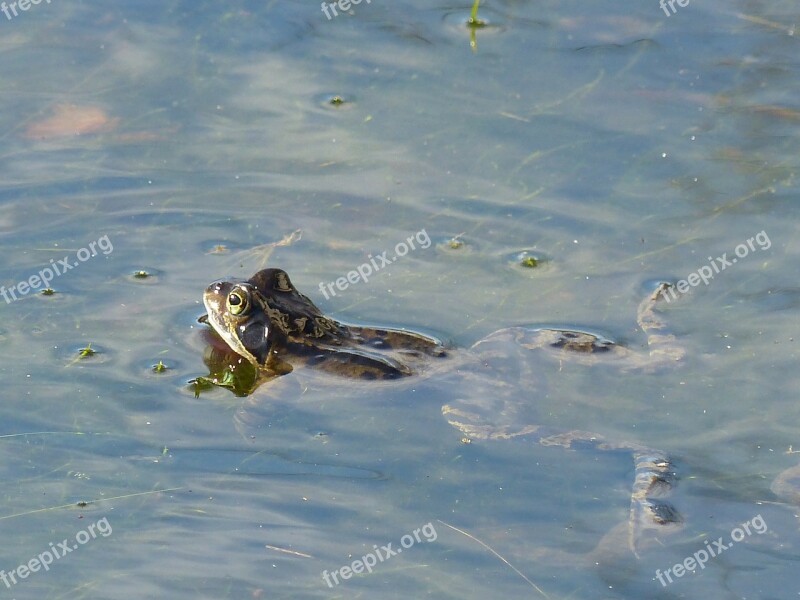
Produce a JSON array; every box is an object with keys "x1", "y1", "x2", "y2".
[
  {"x1": 436, "y1": 519, "x2": 551, "y2": 598},
  {"x1": 0, "y1": 487, "x2": 183, "y2": 522},
  {"x1": 232, "y1": 229, "x2": 303, "y2": 271},
  {"x1": 265, "y1": 544, "x2": 313, "y2": 558}
]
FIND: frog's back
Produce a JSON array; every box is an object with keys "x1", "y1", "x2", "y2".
[{"x1": 248, "y1": 268, "x2": 448, "y2": 380}]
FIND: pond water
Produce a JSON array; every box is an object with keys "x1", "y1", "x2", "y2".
[{"x1": 0, "y1": 0, "x2": 798, "y2": 597}]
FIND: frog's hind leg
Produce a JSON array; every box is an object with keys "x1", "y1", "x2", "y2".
[
  {"x1": 443, "y1": 402, "x2": 683, "y2": 556},
  {"x1": 526, "y1": 443, "x2": 683, "y2": 560},
  {"x1": 534, "y1": 429, "x2": 682, "y2": 544}
]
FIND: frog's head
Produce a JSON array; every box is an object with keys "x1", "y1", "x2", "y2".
[
  {"x1": 203, "y1": 268, "x2": 343, "y2": 366},
  {"x1": 203, "y1": 276, "x2": 276, "y2": 366}
]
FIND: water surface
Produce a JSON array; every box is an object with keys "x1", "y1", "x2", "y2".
[{"x1": 0, "y1": 0, "x2": 798, "y2": 597}]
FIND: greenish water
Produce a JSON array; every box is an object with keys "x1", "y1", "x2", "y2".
[{"x1": 0, "y1": 0, "x2": 798, "y2": 597}]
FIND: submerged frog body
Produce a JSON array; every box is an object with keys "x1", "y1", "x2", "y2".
[{"x1": 201, "y1": 268, "x2": 692, "y2": 556}]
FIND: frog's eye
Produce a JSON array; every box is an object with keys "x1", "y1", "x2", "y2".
[{"x1": 227, "y1": 289, "x2": 249, "y2": 316}]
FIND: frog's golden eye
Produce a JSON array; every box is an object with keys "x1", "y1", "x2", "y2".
[{"x1": 227, "y1": 289, "x2": 249, "y2": 316}]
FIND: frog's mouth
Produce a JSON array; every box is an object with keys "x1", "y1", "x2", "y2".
[{"x1": 203, "y1": 281, "x2": 273, "y2": 366}]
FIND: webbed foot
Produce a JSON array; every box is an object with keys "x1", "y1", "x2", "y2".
[
  {"x1": 532, "y1": 430, "x2": 683, "y2": 556},
  {"x1": 443, "y1": 398, "x2": 684, "y2": 557}
]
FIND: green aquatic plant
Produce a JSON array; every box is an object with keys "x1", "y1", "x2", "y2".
[
  {"x1": 64, "y1": 343, "x2": 99, "y2": 367},
  {"x1": 467, "y1": 0, "x2": 487, "y2": 51},
  {"x1": 447, "y1": 237, "x2": 465, "y2": 250},
  {"x1": 468, "y1": 0, "x2": 484, "y2": 26},
  {"x1": 191, "y1": 357, "x2": 259, "y2": 397},
  {"x1": 190, "y1": 376, "x2": 216, "y2": 398},
  {"x1": 152, "y1": 360, "x2": 167, "y2": 373},
  {"x1": 78, "y1": 343, "x2": 96, "y2": 358}
]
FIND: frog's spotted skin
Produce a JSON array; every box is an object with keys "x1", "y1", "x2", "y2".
[
  {"x1": 203, "y1": 268, "x2": 445, "y2": 379},
  {"x1": 202, "y1": 268, "x2": 685, "y2": 556}
]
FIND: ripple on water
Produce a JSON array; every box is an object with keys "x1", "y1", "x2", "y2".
[
  {"x1": 53, "y1": 341, "x2": 112, "y2": 366},
  {"x1": 313, "y1": 92, "x2": 357, "y2": 111},
  {"x1": 440, "y1": 7, "x2": 508, "y2": 40},
  {"x1": 505, "y1": 249, "x2": 553, "y2": 273}
]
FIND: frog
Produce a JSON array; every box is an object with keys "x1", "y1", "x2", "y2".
[{"x1": 198, "y1": 267, "x2": 693, "y2": 557}]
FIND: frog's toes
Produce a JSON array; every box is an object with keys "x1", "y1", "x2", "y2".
[
  {"x1": 634, "y1": 453, "x2": 678, "y2": 495},
  {"x1": 441, "y1": 403, "x2": 543, "y2": 441},
  {"x1": 630, "y1": 451, "x2": 682, "y2": 530},
  {"x1": 642, "y1": 500, "x2": 683, "y2": 526},
  {"x1": 629, "y1": 494, "x2": 683, "y2": 556},
  {"x1": 651, "y1": 281, "x2": 675, "y2": 302},
  {"x1": 441, "y1": 403, "x2": 494, "y2": 440}
]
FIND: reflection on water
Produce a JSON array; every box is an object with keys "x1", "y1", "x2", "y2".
[{"x1": 0, "y1": 0, "x2": 797, "y2": 597}]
